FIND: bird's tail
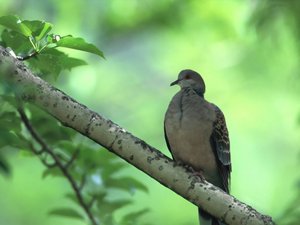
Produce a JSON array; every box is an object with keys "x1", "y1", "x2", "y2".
[{"x1": 198, "y1": 208, "x2": 226, "y2": 225}]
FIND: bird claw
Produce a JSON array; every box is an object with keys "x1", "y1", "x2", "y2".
[
  {"x1": 185, "y1": 166, "x2": 206, "y2": 182},
  {"x1": 189, "y1": 170, "x2": 206, "y2": 182},
  {"x1": 174, "y1": 160, "x2": 190, "y2": 169},
  {"x1": 175, "y1": 161, "x2": 206, "y2": 182}
]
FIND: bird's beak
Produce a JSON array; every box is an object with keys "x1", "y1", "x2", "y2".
[{"x1": 170, "y1": 79, "x2": 180, "y2": 86}]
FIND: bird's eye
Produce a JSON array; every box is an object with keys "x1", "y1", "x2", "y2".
[{"x1": 185, "y1": 75, "x2": 190, "y2": 79}]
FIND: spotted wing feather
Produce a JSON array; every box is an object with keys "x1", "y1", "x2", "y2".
[{"x1": 210, "y1": 104, "x2": 231, "y2": 193}]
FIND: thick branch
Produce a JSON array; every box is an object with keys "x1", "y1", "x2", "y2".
[{"x1": 0, "y1": 46, "x2": 274, "y2": 225}]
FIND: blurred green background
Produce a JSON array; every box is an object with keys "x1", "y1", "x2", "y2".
[{"x1": 1, "y1": 0, "x2": 300, "y2": 225}]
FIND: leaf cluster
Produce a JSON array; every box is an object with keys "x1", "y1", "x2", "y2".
[
  {"x1": 0, "y1": 15, "x2": 149, "y2": 225},
  {"x1": 0, "y1": 95, "x2": 149, "y2": 225},
  {"x1": 0, "y1": 15, "x2": 104, "y2": 79}
]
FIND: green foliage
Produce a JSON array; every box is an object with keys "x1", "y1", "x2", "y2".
[
  {"x1": 0, "y1": 93, "x2": 149, "y2": 225},
  {"x1": 0, "y1": 15, "x2": 104, "y2": 79},
  {"x1": 55, "y1": 36, "x2": 104, "y2": 58},
  {"x1": 49, "y1": 207, "x2": 84, "y2": 220},
  {"x1": 1, "y1": 1, "x2": 300, "y2": 225},
  {"x1": 119, "y1": 209, "x2": 149, "y2": 225},
  {"x1": 0, "y1": 98, "x2": 28, "y2": 149},
  {"x1": 0, "y1": 14, "x2": 148, "y2": 225},
  {"x1": 0, "y1": 15, "x2": 32, "y2": 37},
  {"x1": 27, "y1": 48, "x2": 87, "y2": 80},
  {"x1": 0, "y1": 153, "x2": 10, "y2": 176}
]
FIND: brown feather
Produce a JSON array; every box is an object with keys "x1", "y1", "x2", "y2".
[{"x1": 210, "y1": 104, "x2": 231, "y2": 193}]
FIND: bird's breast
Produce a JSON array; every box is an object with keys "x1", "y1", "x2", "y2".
[{"x1": 165, "y1": 89, "x2": 219, "y2": 183}]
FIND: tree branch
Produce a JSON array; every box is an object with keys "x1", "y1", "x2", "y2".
[
  {"x1": 17, "y1": 107, "x2": 98, "y2": 225},
  {"x1": 0, "y1": 46, "x2": 275, "y2": 225}
]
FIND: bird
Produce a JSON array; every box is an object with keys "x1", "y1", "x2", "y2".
[{"x1": 164, "y1": 69, "x2": 231, "y2": 225}]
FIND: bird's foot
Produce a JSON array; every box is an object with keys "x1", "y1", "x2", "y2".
[
  {"x1": 188, "y1": 168, "x2": 206, "y2": 182},
  {"x1": 174, "y1": 160, "x2": 186, "y2": 167},
  {"x1": 174, "y1": 161, "x2": 206, "y2": 182}
]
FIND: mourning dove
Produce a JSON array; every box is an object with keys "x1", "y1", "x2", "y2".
[{"x1": 164, "y1": 69, "x2": 231, "y2": 225}]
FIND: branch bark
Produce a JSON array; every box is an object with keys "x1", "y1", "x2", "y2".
[{"x1": 0, "y1": 46, "x2": 275, "y2": 225}]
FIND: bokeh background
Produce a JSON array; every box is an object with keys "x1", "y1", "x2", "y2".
[{"x1": 1, "y1": 0, "x2": 300, "y2": 225}]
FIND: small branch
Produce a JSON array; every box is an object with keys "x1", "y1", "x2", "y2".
[
  {"x1": 65, "y1": 149, "x2": 79, "y2": 169},
  {"x1": 79, "y1": 174, "x2": 86, "y2": 191},
  {"x1": 17, "y1": 107, "x2": 98, "y2": 225},
  {"x1": 88, "y1": 196, "x2": 97, "y2": 209},
  {"x1": 16, "y1": 51, "x2": 38, "y2": 61},
  {"x1": 1, "y1": 46, "x2": 275, "y2": 225}
]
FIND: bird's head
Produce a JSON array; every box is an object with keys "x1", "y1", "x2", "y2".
[{"x1": 170, "y1": 69, "x2": 206, "y2": 96}]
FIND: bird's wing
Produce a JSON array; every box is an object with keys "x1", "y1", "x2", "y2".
[{"x1": 210, "y1": 104, "x2": 231, "y2": 193}]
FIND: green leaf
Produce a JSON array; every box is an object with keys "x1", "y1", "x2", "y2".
[
  {"x1": 0, "y1": 130, "x2": 20, "y2": 148},
  {"x1": 28, "y1": 48, "x2": 87, "y2": 79},
  {"x1": 107, "y1": 199, "x2": 132, "y2": 211},
  {"x1": 120, "y1": 209, "x2": 149, "y2": 225},
  {"x1": 0, "y1": 154, "x2": 11, "y2": 176},
  {"x1": 36, "y1": 22, "x2": 53, "y2": 41},
  {"x1": 98, "y1": 199, "x2": 132, "y2": 216},
  {"x1": 0, "y1": 111, "x2": 21, "y2": 132},
  {"x1": 48, "y1": 207, "x2": 84, "y2": 220},
  {"x1": 0, "y1": 95, "x2": 19, "y2": 109},
  {"x1": 22, "y1": 20, "x2": 52, "y2": 40},
  {"x1": 28, "y1": 50, "x2": 63, "y2": 78},
  {"x1": 25, "y1": 105, "x2": 75, "y2": 144},
  {"x1": 18, "y1": 150, "x2": 35, "y2": 157},
  {"x1": 56, "y1": 36, "x2": 104, "y2": 58},
  {"x1": 102, "y1": 162, "x2": 128, "y2": 179},
  {"x1": 1, "y1": 30, "x2": 33, "y2": 54},
  {"x1": 0, "y1": 15, "x2": 32, "y2": 36},
  {"x1": 64, "y1": 193, "x2": 78, "y2": 205},
  {"x1": 93, "y1": 191, "x2": 107, "y2": 203},
  {"x1": 60, "y1": 56, "x2": 88, "y2": 70},
  {"x1": 106, "y1": 177, "x2": 149, "y2": 193},
  {"x1": 56, "y1": 141, "x2": 79, "y2": 154},
  {"x1": 0, "y1": 109, "x2": 28, "y2": 149},
  {"x1": 42, "y1": 167, "x2": 62, "y2": 179}
]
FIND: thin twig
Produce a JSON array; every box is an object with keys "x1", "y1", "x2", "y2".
[
  {"x1": 88, "y1": 196, "x2": 97, "y2": 209},
  {"x1": 16, "y1": 51, "x2": 38, "y2": 61},
  {"x1": 65, "y1": 149, "x2": 79, "y2": 169},
  {"x1": 17, "y1": 107, "x2": 98, "y2": 225},
  {"x1": 79, "y1": 174, "x2": 86, "y2": 191}
]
